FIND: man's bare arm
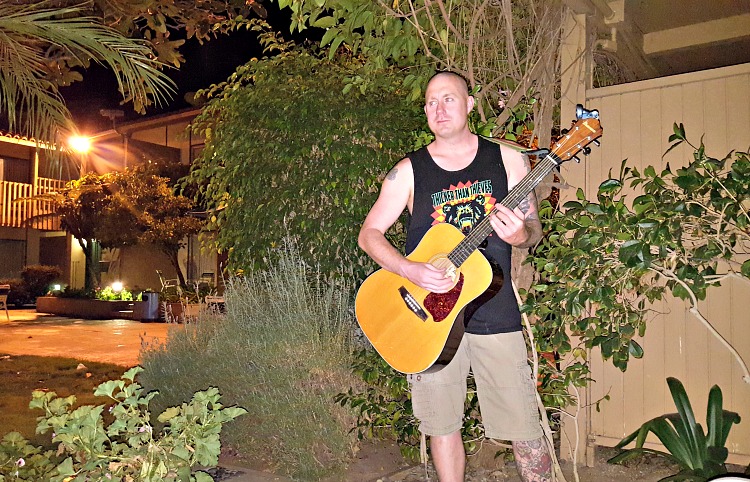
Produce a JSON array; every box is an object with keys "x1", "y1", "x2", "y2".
[
  {"x1": 358, "y1": 160, "x2": 455, "y2": 293},
  {"x1": 358, "y1": 162, "x2": 413, "y2": 275},
  {"x1": 514, "y1": 152, "x2": 542, "y2": 248}
]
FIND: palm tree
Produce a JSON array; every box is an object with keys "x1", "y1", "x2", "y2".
[{"x1": 0, "y1": 2, "x2": 175, "y2": 145}]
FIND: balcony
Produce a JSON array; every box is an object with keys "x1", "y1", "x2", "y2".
[{"x1": 0, "y1": 177, "x2": 65, "y2": 231}]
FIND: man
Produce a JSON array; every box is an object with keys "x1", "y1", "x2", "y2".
[{"x1": 357, "y1": 71, "x2": 552, "y2": 482}]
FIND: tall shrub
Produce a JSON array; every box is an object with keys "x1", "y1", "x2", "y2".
[
  {"x1": 522, "y1": 127, "x2": 750, "y2": 402},
  {"x1": 139, "y1": 242, "x2": 361, "y2": 479},
  {"x1": 188, "y1": 48, "x2": 424, "y2": 280}
]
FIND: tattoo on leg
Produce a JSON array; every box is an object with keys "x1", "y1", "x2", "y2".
[{"x1": 513, "y1": 438, "x2": 552, "y2": 482}]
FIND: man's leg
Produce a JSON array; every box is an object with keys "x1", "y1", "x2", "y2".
[
  {"x1": 512, "y1": 437, "x2": 552, "y2": 482},
  {"x1": 431, "y1": 430, "x2": 465, "y2": 482}
]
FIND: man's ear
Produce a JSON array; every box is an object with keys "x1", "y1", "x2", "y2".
[{"x1": 467, "y1": 95, "x2": 475, "y2": 113}]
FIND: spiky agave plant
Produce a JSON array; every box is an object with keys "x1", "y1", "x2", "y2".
[{"x1": 609, "y1": 377, "x2": 741, "y2": 481}]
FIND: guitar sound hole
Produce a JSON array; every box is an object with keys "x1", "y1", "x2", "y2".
[{"x1": 423, "y1": 274, "x2": 464, "y2": 322}]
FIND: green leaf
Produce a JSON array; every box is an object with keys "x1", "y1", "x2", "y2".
[
  {"x1": 313, "y1": 16, "x2": 337, "y2": 28},
  {"x1": 741, "y1": 259, "x2": 750, "y2": 278},
  {"x1": 669, "y1": 122, "x2": 686, "y2": 142},
  {"x1": 195, "y1": 472, "x2": 214, "y2": 482},
  {"x1": 637, "y1": 218, "x2": 659, "y2": 229},
  {"x1": 599, "y1": 178, "x2": 622, "y2": 193},
  {"x1": 649, "y1": 418, "x2": 693, "y2": 466},
  {"x1": 54, "y1": 457, "x2": 75, "y2": 477},
  {"x1": 122, "y1": 366, "x2": 143, "y2": 381},
  {"x1": 628, "y1": 339, "x2": 644, "y2": 358},
  {"x1": 320, "y1": 27, "x2": 337, "y2": 47},
  {"x1": 158, "y1": 406, "x2": 181, "y2": 422},
  {"x1": 329, "y1": 36, "x2": 345, "y2": 59},
  {"x1": 666, "y1": 377, "x2": 702, "y2": 467}
]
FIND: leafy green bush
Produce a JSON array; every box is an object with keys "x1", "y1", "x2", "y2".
[
  {"x1": 0, "y1": 367, "x2": 245, "y2": 481},
  {"x1": 95, "y1": 286, "x2": 134, "y2": 301},
  {"x1": 139, "y1": 241, "x2": 361, "y2": 480},
  {"x1": 0, "y1": 278, "x2": 30, "y2": 307},
  {"x1": 21, "y1": 265, "x2": 62, "y2": 299},
  {"x1": 189, "y1": 48, "x2": 423, "y2": 281},
  {"x1": 608, "y1": 377, "x2": 741, "y2": 481},
  {"x1": 523, "y1": 128, "x2": 750, "y2": 377},
  {"x1": 0, "y1": 265, "x2": 63, "y2": 306}
]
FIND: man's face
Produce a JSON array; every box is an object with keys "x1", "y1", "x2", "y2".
[{"x1": 424, "y1": 74, "x2": 474, "y2": 139}]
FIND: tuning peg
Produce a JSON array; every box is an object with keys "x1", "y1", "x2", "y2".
[
  {"x1": 582, "y1": 147, "x2": 591, "y2": 155},
  {"x1": 561, "y1": 128, "x2": 569, "y2": 135},
  {"x1": 576, "y1": 104, "x2": 600, "y2": 119},
  {"x1": 572, "y1": 156, "x2": 581, "y2": 163},
  {"x1": 593, "y1": 139, "x2": 601, "y2": 146}
]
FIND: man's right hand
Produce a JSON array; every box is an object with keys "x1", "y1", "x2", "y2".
[{"x1": 400, "y1": 260, "x2": 456, "y2": 293}]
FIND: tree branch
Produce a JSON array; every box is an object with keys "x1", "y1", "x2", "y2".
[{"x1": 649, "y1": 265, "x2": 750, "y2": 384}]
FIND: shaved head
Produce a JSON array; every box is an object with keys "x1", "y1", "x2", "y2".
[{"x1": 426, "y1": 71, "x2": 470, "y2": 95}]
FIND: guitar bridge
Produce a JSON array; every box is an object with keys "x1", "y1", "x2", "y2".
[{"x1": 399, "y1": 286, "x2": 428, "y2": 321}]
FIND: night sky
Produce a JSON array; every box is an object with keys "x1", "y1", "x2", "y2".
[{"x1": 61, "y1": 6, "x2": 317, "y2": 134}]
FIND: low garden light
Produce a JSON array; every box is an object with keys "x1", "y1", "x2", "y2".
[
  {"x1": 111, "y1": 281, "x2": 123, "y2": 293},
  {"x1": 53, "y1": 284, "x2": 61, "y2": 291}
]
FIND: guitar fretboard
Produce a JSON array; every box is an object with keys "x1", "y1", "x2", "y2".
[{"x1": 447, "y1": 155, "x2": 558, "y2": 267}]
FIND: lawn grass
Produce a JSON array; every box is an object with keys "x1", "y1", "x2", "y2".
[{"x1": 0, "y1": 354, "x2": 125, "y2": 445}]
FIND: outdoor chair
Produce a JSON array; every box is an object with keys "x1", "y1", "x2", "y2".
[
  {"x1": 0, "y1": 284, "x2": 10, "y2": 321},
  {"x1": 156, "y1": 270, "x2": 182, "y2": 297},
  {"x1": 204, "y1": 294, "x2": 226, "y2": 314}
]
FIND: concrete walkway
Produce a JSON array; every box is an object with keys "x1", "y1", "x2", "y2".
[
  {"x1": 0, "y1": 308, "x2": 170, "y2": 366},
  {"x1": 0, "y1": 308, "x2": 294, "y2": 482}
]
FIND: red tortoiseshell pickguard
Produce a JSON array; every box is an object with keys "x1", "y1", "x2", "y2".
[{"x1": 423, "y1": 273, "x2": 464, "y2": 322}]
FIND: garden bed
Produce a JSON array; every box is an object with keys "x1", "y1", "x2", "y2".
[{"x1": 36, "y1": 296, "x2": 143, "y2": 320}]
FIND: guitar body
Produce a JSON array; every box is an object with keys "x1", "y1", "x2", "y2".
[{"x1": 355, "y1": 223, "x2": 493, "y2": 374}]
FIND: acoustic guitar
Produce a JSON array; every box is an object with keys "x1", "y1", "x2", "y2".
[{"x1": 355, "y1": 105, "x2": 603, "y2": 374}]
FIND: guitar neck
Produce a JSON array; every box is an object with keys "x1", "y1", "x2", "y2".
[{"x1": 447, "y1": 154, "x2": 558, "y2": 267}]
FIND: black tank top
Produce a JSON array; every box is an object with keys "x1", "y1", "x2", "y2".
[{"x1": 405, "y1": 136, "x2": 522, "y2": 334}]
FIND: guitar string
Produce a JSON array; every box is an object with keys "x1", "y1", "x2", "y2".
[
  {"x1": 447, "y1": 124, "x2": 598, "y2": 267},
  {"x1": 447, "y1": 156, "x2": 557, "y2": 266}
]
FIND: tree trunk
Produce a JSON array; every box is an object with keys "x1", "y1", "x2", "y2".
[
  {"x1": 165, "y1": 248, "x2": 187, "y2": 289},
  {"x1": 79, "y1": 238, "x2": 101, "y2": 291}
]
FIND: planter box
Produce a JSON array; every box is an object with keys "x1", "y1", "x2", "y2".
[
  {"x1": 36, "y1": 296, "x2": 145, "y2": 320},
  {"x1": 163, "y1": 302, "x2": 201, "y2": 323}
]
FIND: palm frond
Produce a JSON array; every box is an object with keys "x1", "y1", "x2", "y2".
[{"x1": 0, "y1": 2, "x2": 176, "y2": 143}]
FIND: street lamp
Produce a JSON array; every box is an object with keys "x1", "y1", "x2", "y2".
[
  {"x1": 68, "y1": 135, "x2": 92, "y2": 175},
  {"x1": 68, "y1": 136, "x2": 91, "y2": 153}
]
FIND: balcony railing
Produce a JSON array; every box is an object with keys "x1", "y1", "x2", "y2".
[{"x1": 0, "y1": 177, "x2": 66, "y2": 231}]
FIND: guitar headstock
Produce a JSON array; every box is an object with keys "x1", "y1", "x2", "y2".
[{"x1": 551, "y1": 105, "x2": 603, "y2": 165}]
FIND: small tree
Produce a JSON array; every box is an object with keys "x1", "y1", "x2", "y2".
[
  {"x1": 107, "y1": 168, "x2": 203, "y2": 288},
  {"x1": 0, "y1": 2, "x2": 175, "y2": 144},
  {"x1": 36, "y1": 168, "x2": 202, "y2": 290},
  {"x1": 44, "y1": 174, "x2": 113, "y2": 291}
]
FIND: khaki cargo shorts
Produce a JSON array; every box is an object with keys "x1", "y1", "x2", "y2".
[{"x1": 408, "y1": 331, "x2": 543, "y2": 441}]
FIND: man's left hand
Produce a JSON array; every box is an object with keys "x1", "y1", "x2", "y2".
[{"x1": 489, "y1": 204, "x2": 529, "y2": 247}]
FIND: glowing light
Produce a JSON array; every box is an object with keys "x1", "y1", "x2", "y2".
[
  {"x1": 53, "y1": 284, "x2": 61, "y2": 291},
  {"x1": 68, "y1": 135, "x2": 92, "y2": 153},
  {"x1": 111, "y1": 281, "x2": 124, "y2": 292}
]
